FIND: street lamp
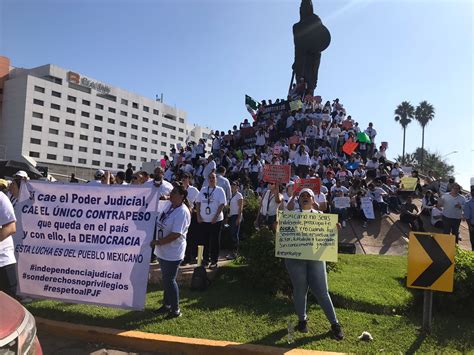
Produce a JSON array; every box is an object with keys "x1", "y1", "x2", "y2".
[{"x1": 442, "y1": 151, "x2": 458, "y2": 159}]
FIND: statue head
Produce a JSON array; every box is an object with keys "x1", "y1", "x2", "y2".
[{"x1": 300, "y1": 0, "x2": 314, "y2": 20}]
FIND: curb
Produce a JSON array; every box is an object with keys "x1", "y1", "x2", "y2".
[{"x1": 36, "y1": 318, "x2": 341, "y2": 355}]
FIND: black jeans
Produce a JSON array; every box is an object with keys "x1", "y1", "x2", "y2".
[
  {"x1": 469, "y1": 224, "x2": 474, "y2": 251},
  {"x1": 0, "y1": 263, "x2": 18, "y2": 298},
  {"x1": 442, "y1": 216, "x2": 461, "y2": 243},
  {"x1": 199, "y1": 221, "x2": 223, "y2": 264}
]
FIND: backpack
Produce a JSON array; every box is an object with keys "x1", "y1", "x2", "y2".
[{"x1": 190, "y1": 265, "x2": 210, "y2": 291}]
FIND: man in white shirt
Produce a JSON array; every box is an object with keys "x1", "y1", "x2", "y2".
[
  {"x1": 149, "y1": 167, "x2": 174, "y2": 199},
  {"x1": 181, "y1": 173, "x2": 200, "y2": 265},
  {"x1": 0, "y1": 191, "x2": 17, "y2": 298},
  {"x1": 368, "y1": 183, "x2": 389, "y2": 216},
  {"x1": 196, "y1": 172, "x2": 226, "y2": 268},
  {"x1": 226, "y1": 181, "x2": 244, "y2": 260},
  {"x1": 438, "y1": 183, "x2": 466, "y2": 243},
  {"x1": 203, "y1": 156, "x2": 217, "y2": 184}
]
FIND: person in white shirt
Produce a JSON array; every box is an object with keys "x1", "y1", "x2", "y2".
[
  {"x1": 438, "y1": 183, "x2": 466, "y2": 243},
  {"x1": 203, "y1": 156, "x2": 217, "y2": 184},
  {"x1": 329, "y1": 123, "x2": 341, "y2": 153},
  {"x1": 431, "y1": 206, "x2": 443, "y2": 228},
  {"x1": 0, "y1": 191, "x2": 18, "y2": 298},
  {"x1": 286, "y1": 114, "x2": 295, "y2": 136},
  {"x1": 150, "y1": 184, "x2": 191, "y2": 318},
  {"x1": 249, "y1": 155, "x2": 263, "y2": 189},
  {"x1": 294, "y1": 145, "x2": 311, "y2": 178},
  {"x1": 368, "y1": 183, "x2": 389, "y2": 216},
  {"x1": 181, "y1": 173, "x2": 200, "y2": 265},
  {"x1": 255, "y1": 182, "x2": 283, "y2": 232},
  {"x1": 255, "y1": 127, "x2": 268, "y2": 150},
  {"x1": 196, "y1": 172, "x2": 226, "y2": 268},
  {"x1": 365, "y1": 122, "x2": 377, "y2": 157},
  {"x1": 87, "y1": 169, "x2": 106, "y2": 185},
  {"x1": 226, "y1": 181, "x2": 244, "y2": 260},
  {"x1": 149, "y1": 167, "x2": 174, "y2": 200}
]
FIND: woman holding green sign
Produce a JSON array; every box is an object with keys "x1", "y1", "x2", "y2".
[{"x1": 284, "y1": 188, "x2": 344, "y2": 340}]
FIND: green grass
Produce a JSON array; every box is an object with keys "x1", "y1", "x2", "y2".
[{"x1": 27, "y1": 255, "x2": 474, "y2": 353}]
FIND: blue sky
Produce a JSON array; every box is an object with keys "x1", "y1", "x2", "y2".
[{"x1": 1, "y1": 0, "x2": 472, "y2": 188}]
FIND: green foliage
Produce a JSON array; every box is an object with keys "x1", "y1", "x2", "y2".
[
  {"x1": 394, "y1": 101, "x2": 415, "y2": 128},
  {"x1": 240, "y1": 192, "x2": 260, "y2": 239},
  {"x1": 395, "y1": 148, "x2": 454, "y2": 179},
  {"x1": 415, "y1": 100, "x2": 435, "y2": 128}
]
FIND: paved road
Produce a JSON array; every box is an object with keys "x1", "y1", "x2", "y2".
[{"x1": 37, "y1": 330, "x2": 161, "y2": 355}]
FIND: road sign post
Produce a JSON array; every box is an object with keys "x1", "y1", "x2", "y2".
[{"x1": 422, "y1": 290, "x2": 433, "y2": 333}]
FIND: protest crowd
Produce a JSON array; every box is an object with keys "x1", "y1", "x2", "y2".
[{"x1": 1, "y1": 81, "x2": 473, "y2": 339}]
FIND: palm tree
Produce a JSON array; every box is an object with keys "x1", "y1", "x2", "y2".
[
  {"x1": 394, "y1": 101, "x2": 415, "y2": 164},
  {"x1": 415, "y1": 101, "x2": 435, "y2": 171}
]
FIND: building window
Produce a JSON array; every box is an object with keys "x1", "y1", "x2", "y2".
[
  {"x1": 120, "y1": 121, "x2": 127, "y2": 127},
  {"x1": 82, "y1": 99, "x2": 90, "y2": 106},
  {"x1": 161, "y1": 132, "x2": 167, "y2": 137},
  {"x1": 94, "y1": 126, "x2": 102, "y2": 132},
  {"x1": 51, "y1": 103, "x2": 60, "y2": 110},
  {"x1": 119, "y1": 132, "x2": 126, "y2": 138},
  {"x1": 143, "y1": 105, "x2": 149, "y2": 112},
  {"x1": 130, "y1": 145, "x2": 137, "y2": 150},
  {"x1": 141, "y1": 137, "x2": 148, "y2": 142},
  {"x1": 151, "y1": 149, "x2": 157, "y2": 154},
  {"x1": 51, "y1": 90, "x2": 61, "y2": 98},
  {"x1": 153, "y1": 109, "x2": 159, "y2": 115},
  {"x1": 118, "y1": 142, "x2": 126, "y2": 148},
  {"x1": 108, "y1": 107, "x2": 116, "y2": 113},
  {"x1": 161, "y1": 151, "x2": 166, "y2": 156},
  {"x1": 132, "y1": 114, "x2": 138, "y2": 120},
  {"x1": 142, "y1": 127, "x2": 148, "y2": 133},
  {"x1": 131, "y1": 124, "x2": 138, "y2": 130},
  {"x1": 47, "y1": 154, "x2": 57, "y2": 160},
  {"x1": 152, "y1": 120, "x2": 158, "y2": 125},
  {"x1": 179, "y1": 118, "x2": 185, "y2": 123},
  {"x1": 50, "y1": 115, "x2": 60, "y2": 123},
  {"x1": 67, "y1": 107, "x2": 76, "y2": 114},
  {"x1": 142, "y1": 117, "x2": 149, "y2": 123},
  {"x1": 171, "y1": 135, "x2": 176, "y2": 139},
  {"x1": 141, "y1": 147, "x2": 147, "y2": 152},
  {"x1": 93, "y1": 149, "x2": 101, "y2": 154},
  {"x1": 161, "y1": 142, "x2": 167, "y2": 147},
  {"x1": 178, "y1": 137, "x2": 184, "y2": 142},
  {"x1": 65, "y1": 131, "x2": 74, "y2": 138},
  {"x1": 95, "y1": 114, "x2": 103, "y2": 121},
  {"x1": 79, "y1": 146, "x2": 87, "y2": 152},
  {"x1": 106, "y1": 151, "x2": 113, "y2": 157},
  {"x1": 68, "y1": 95, "x2": 76, "y2": 102},
  {"x1": 33, "y1": 99, "x2": 44, "y2": 106},
  {"x1": 107, "y1": 129, "x2": 114, "y2": 135},
  {"x1": 31, "y1": 125, "x2": 42, "y2": 132},
  {"x1": 152, "y1": 130, "x2": 158, "y2": 135},
  {"x1": 30, "y1": 138, "x2": 41, "y2": 145},
  {"x1": 78, "y1": 158, "x2": 87, "y2": 164},
  {"x1": 48, "y1": 141, "x2": 58, "y2": 148},
  {"x1": 64, "y1": 144, "x2": 73, "y2": 150},
  {"x1": 30, "y1": 151, "x2": 40, "y2": 158},
  {"x1": 63, "y1": 156, "x2": 72, "y2": 163},
  {"x1": 92, "y1": 160, "x2": 100, "y2": 166},
  {"x1": 179, "y1": 128, "x2": 184, "y2": 133},
  {"x1": 152, "y1": 139, "x2": 157, "y2": 144},
  {"x1": 131, "y1": 134, "x2": 137, "y2": 140},
  {"x1": 80, "y1": 123, "x2": 89, "y2": 129},
  {"x1": 81, "y1": 111, "x2": 90, "y2": 117},
  {"x1": 32, "y1": 112, "x2": 43, "y2": 119},
  {"x1": 96, "y1": 103, "x2": 104, "y2": 109},
  {"x1": 118, "y1": 153, "x2": 125, "y2": 159},
  {"x1": 162, "y1": 123, "x2": 176, "y2": 131},
  {"x1": 132, "y1": 102, "x2": 139, "y2": 109},
  {"x1": 97, "y1": 93, "x2": 116, "y2": 102},
  {"x1": 34, "y1": 85, "x2": 45, "y2": 93},
  {"x1": 106, "y1": 140, "x2": 114, "y2": 146},
  {"x1": 164, "y1": 113, "x2": 176, "y2": 121},
  {"x1": 129, "y1": 155, "x2": 136, "y2": 160},
  {"x1": 121, "y1": 98, "x2": 128, "y2": 105},
  {"x1": 93, "y1": 137, "x2": 101, "y2": 143},
  {"x1": 117, "y1": 164, "x2": 125, "y2": 169},
  {"x1": 120, "y1": 111, "x2": 127, "y2": 117},
  {"x1": 80, "y1": 134, "x2": 88, "y2": 141},
  {"x1": 141, "y1": 157, "x2": 147, "y2": 162},
  {"x1": 66, "y1": 119, "x2": 75, "y2": 126},
  {"x1": 108, "y1": 118, "x2": 115, "y2": 124},
  {"x1": 105, "y1": 162, "x2": 113, "y2": 168}
]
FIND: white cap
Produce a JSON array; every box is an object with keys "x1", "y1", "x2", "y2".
[
  {"x1": 95, "y1": 169, "x2": 105, "y2": 178},
  {"x1": 298, "y1": 188, "x2": 315, "y2": 198},
  {"x1": 14, "y1": 170, "x2": 28, "y2": 178}
]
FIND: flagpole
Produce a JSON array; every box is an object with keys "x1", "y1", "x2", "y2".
[{"x1": 288, "y1": 71, "x2": 295, "y2": 95}]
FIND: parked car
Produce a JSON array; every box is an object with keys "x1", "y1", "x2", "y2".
[{"x1": 0, "y1": 291, "x2": 42, "y2": 354}]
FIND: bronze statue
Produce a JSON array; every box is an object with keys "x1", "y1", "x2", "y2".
[{"x1": 292, "y1": 0, "x2": 331, "y2": 95}]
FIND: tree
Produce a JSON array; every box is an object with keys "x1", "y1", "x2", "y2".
[
  {"x1": 395, "y1": 148, "x2": 454, "y2": 180},
  {"x1": 394, "y1": 101, "x2": 415, "y2": 164},
  {"x1": 415, "y1": 100, "x2": 435, "y2": 171}
]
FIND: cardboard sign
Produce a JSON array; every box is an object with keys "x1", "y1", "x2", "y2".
[
  {"x1": 401, "y1": 166, "x2": 413, "y2": 175},
  {"x1": 240, "y1": 127, "x2": 255, "y2": 138},
  {"x1": 439, "y1": 182, "x2": 448, "y2": 194},
  {"x1": 342, "y1": 140, "x2": 358, "y2": 156},
  {"x1": 294, "y1": 178, "x2": 321, "y2": 195},
  {"x1": 361, "y1": 197, "x2": 375, "y2": 219},
  {"x1": 407, "y1": 232, "x2": 455, "y2": 292},
  {"x1": 289, "y1": 100, "x2": 304, "y2": 112},
  {"x1": 333, "y1": 196, "x2": 351, "y2": 209},
  {"x1": 341, "y1": 120, "x2": 353, "y2": 130},
  {"x1": 263, "y1": 164, "x2": 291, "y2": 184},
  {"x1": 275, "y1": 211, "x2": 338, "y2": 262},
  {"x1": 400, "y1": 177, "x2": 418, "y2": 191},
  {"x1": 288, "y1": 135, "x2": 301, "y2": 145}
]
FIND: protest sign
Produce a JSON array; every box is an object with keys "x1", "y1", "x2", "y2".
[
  {"x1": 294, "y1": 178, "x2": 321, "y2": 195},
  {"x1": 357, "y1": 132, "x2": 371, "y2": 144},
  {"x1": 243, "y1": 148, "x2": 256, "y2": 156},
  {"x1": 289, "y1": 100, "x2": 303, "y2": 112},
  {"x1": 342, "y1": 140, "x2": 358, "y2": 156},
  {"x1": 361, "y1": 197, "x2": 375, "y2": 219},
  {"x1": 333, "y1": 197, "x2": 351, "y2": 209},
  {"x1": 239, "y1": 127, "x2": 255, "y2": 138},
  {"x1": 263, "y1": 164, "x2": 291, "y2": 184},
  {"x1": 275, "y1": 211, "x2": 338, "y2": 262},
  {"x1": 341, "y1": 120, "x2": 353, "y2": 130},
  {"x1": 400, "y1": 177, "x2": 418, "y2": 191},
  {"x1": 439, "y1": 182, "x2": 448, "y2": 194},
  {"x1": 259, "y1": 101, "x2": 289, "y2": 117},
  {"x1": 15, "y1": 181, "x2": 160, "y2": 310},
  {"x1": 288, "y1": 135, "x2": 301, "y2": 145},
  {"x1": 401, "y1": 166, "x2": 413, "y2": 175}
]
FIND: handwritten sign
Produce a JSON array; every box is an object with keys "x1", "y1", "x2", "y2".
[
  {"x1": 361, "y1": 197, "x2": 375, "y2": 219},
  {"x1": 333, "y1": 196, "x2": 351, "y2": 209},
  {"x1": 289, "y1": 100, "x2": 303, "y2": 112},
  {"x1": 263, "y1": 164, "x2": 291, "y2": 184},
  {"x1": 400, "y1": 177, "x2": 418, "y2": 191},
  {"x1": 439, "y1": 182, "x2": 448, "y2": 194},
  {"x1": 294, "y1": 178, "x2": 321, "y2": 195},
  {"x1": 275, "y1": 211, "x2": 338, "y2": 262}
]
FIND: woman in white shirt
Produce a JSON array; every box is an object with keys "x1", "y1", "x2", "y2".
[
  {"x1": 226, "y1": 181, "x2": 244, "y2": 260},
  {"x1": 294, "y1": 145, "x2": 311, "y2": 178},
  {"x1": 255, "y1": 182, "x2": 283, "y2": 232},
  {"x1": 0, "y1": 192, "x2": 17, "y2": 298},
  {"x1": 151, "y1": 184, "x2": 191, "y2": 318},
  {"x1": 284, "y1": 188, "x2": 343, "y2": 339},
  {"x1": 329, "y1": 123, "x2": 341, "y2": 153}
]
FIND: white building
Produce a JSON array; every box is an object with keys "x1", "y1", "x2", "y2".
[{"x1": 0, "y1": 56, "x2": 212, "y2": 180}]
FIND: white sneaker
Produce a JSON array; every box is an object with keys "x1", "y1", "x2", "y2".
[
  {"x1": 362, "y1": 221, "x2": 367, "y2": 228},
  {"x1": 342, "y1": 221, "x2": 346, "y2": 227}
]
